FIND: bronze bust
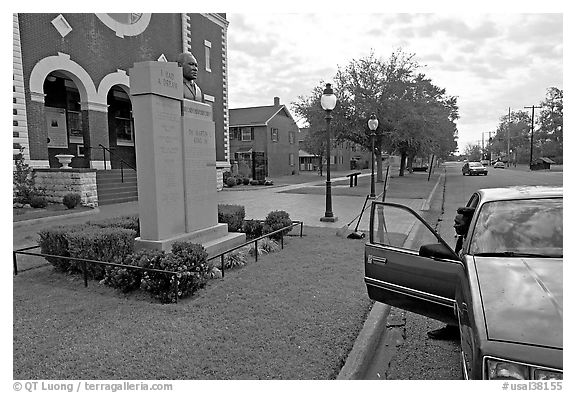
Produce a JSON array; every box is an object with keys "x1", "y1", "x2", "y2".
[{"x1": 177, "y1": 52, "x2": 203, "y2": 102}]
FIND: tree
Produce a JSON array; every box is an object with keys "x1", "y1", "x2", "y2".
[
  {"x1": 293, "y1": 49, "x2": 459, "y2": 179},
  {"x1": 463, "y1": 143, "x2": 482, "y2": 161},
  {"x1": 489, "y1": 110, "x2": 531, "y2": 163},
  {"x1": 300, "y1": 129, "x2": 325, "y2": 176},
  {"x1": 537, "y1": 87, "x2": 563, "y2": 162}
]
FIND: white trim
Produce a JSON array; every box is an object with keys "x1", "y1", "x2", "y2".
[
  {"x1": 13, "y1": 13, "x2": 30, "y2": 162},
  {"x1": 97, "y1": 69, "x2": 129, "y2": 104},
  {"x1": 29, "y1": 52, "x2": 99, "y2": 106},
  {"x1": 90, "y1": 160, "x2": 110, "y2": 170},
  {"x1": 216, "y1": 161, "x2": 231, "y2": 169},
  {"x1": 230, "y1": 123, "x2": 266, "y2": 128},
  {"x1": 204, "y1": 40, "x2": 212, "y2": 48},
  {"x1": 83, "y1": 101, "x2": 109, "y2": 113},
  {"x1": 51, "y1": 14, "x2": 72, "y2": 37},
  {"x1": 95, "y1": 13, "x2": 152, "y2": 38},
  {"x1": 204, "y1": 94, "x2": 215, "y2": 103},
  {"x1": 116, "y1": 140, "x2": 135, "y2": 147},
  {"x1": 28, "y1": 160, "x2": 50, "y2": 168},
  {"x1": 30, "y1": 91, "x2": 46, "y2": 103},
  {"x1": 181, "y1": 13, "x2": 191, "y2": 52},
  {"x1": 201, "y1": 13, "x2": 229, "y2": 29}
]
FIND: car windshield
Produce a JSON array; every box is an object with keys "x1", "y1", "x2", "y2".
[
  {"x1": 469, "y1": 198, "x2": 563, "y2": 257},
  {"x1": 469, "y1": 162, "x2": 482, "y2": 167}
]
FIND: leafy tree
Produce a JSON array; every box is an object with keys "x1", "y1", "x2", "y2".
[
  {"x1": 292, "y1": 49, "x2": 459, "y2": 178},
  {"x1": 537, "y1": 87, "x2": 563, "y2": 162},
  {"x1": 463, "y1": 143, "x2": 482, "y2": 161},
  {"x1": 489, "y1": 111, "x2": 531, "y2": 163},
  {"x1": 300, "y1": 128, "x2": 325, "y2": 176}
]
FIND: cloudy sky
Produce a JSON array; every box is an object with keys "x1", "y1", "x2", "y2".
[{"x1": 226, "y1": 11, "x2": 563, "y2": 153}]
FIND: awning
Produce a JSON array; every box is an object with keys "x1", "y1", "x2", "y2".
[{"x1": 299, "y1": 149, "x2": 317, "y2": 158}]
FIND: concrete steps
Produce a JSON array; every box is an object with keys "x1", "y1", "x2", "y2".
[{"x1": 96, "y1": 169, "x2": 138, "y2": 205}]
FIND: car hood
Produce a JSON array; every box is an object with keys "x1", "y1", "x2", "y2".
[{"x1": 474, "y1": 257, "x2": 563, "y2": 349}]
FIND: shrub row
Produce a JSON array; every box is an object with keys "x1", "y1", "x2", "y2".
[{"x1": 217, "y1": 206, "x2": 293, "y2": 240}]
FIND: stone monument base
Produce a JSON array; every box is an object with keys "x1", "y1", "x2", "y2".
[{"x1": 135, "y1": 223, "x2": 246, "y2": 256}]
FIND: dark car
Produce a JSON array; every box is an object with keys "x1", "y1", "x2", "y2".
[
  {"x1": 462, "y1": 161, "x2": 488, "y2": 176},
  {"x1": 364, "y1": 186, "x2": 563, "y2": 380}
]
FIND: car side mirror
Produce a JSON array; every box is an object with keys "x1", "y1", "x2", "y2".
[{"x1": 419, "y1": 243, "x2": 458, "y2": 260}]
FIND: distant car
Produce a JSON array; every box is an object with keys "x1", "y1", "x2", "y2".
[
  {"x1": 481, "y1": 159, "x2": 490, "y2": 166},
  {"x1": 462, "y1": 162, "x2": 488, "y2": 176},
  {"x1": 364, "y1": 186, "x2": 563, "y2": 379},
  {"x1": 493, "y1": 161, "x2": 505, "y2": 169}
]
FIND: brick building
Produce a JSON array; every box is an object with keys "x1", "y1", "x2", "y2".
[
  {"x1": 13, "y1": 13, "x2": 231, "y2": 195},
  {"x1": 229, "y1": 97, "x2": 300, "y2": 179}
]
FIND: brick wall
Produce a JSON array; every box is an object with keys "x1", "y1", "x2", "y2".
[{"x1": 34, "y1": 168, "x2": 98, "y2": 207}]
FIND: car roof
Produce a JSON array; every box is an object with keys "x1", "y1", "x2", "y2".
[{"x1": 477, "y1": 186, "x2": 563, "y2": 202}]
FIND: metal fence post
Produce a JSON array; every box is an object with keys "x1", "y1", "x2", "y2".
[
  {"x1": 82, "y1": 261, "x2": 88, "y2": 287},
  {"x1": 255, "y1": 239, "x2": 258, "y2": 262},
  {"x1": 173, "y1": 275, "x2": 178, "y2": 304},
  {"x1": 281, "y1": 234, "x2": 284, "y2": 249},
  {"x1": 300, "y1": 222, "x2": 303, "y2": 237},
  {"x1": 13, "y1": 252, "x2": 18, "y2": 276},
  {"x1": 221, "y1": 255, "x2": 225, "y2": 278}
]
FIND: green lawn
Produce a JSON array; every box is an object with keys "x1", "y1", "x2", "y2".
[{"x1": 13, "y1": 227, "x2": 372, "y2": 380}]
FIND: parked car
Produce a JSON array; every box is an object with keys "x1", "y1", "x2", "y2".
[
  {"x1": 493, "y1": 161, "x2": 506, "y2": 169},
  {"x1": 364, "y1": 186, "x2": 563, "y2": 379},
  {"x1": 480, "y1": 159, "x2": 490, "y2": 166},
  {"x1": 462, "y1": 162, "x2": 488, "y2": 176}
]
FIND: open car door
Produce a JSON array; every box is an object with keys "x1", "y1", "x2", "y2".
[{"x1": 364, "y1": 202, "x2": 462, "y2": 324}]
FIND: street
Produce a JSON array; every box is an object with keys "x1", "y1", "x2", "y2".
[{"x1": 359, "y1": 162, "x2": 563, "y2": 380}]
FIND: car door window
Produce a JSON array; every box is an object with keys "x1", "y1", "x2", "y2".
[{"x1": 370, "y1": 202, "x2": 454, "y2": 258}]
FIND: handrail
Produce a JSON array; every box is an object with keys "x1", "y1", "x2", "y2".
[
  {"x1": 207, "y1": 220, "x2": 303, "y2": 277},
  {"x1": 98, "y1": 144, "x2": 137, "y2": 171}
]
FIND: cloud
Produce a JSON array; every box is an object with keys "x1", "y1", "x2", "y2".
[
  {"x1": 226, "y1": 13, "x2": 562, "y2": 151},
  {"x1": 415, "y1": 16, "x2": 499, "y2": 42}
]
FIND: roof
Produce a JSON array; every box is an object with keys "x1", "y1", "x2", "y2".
[
  {"x1": 477, "y1": 186, "x2": 563, "y2": 203},
  {"x1": 538, "y1": 157, "x2": 556, "y2": 164},
  {"x1": 229, "y1": 105, "x2": 296, "y2": 127},
  {"x1": 299, "y1": 149, "x2": 317, "y2": 158}
]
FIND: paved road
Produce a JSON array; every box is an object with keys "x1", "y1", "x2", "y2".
[{"x1": 360, "y1": 162, "x2": 562, "y2": 380}]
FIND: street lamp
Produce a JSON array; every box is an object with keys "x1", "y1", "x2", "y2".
[
  {"x1": 320, "y1": 83, "x2": 338, "y2": 222},
  {"x1": 367, "y1": 113, "x2": 379, "y2": 198}
]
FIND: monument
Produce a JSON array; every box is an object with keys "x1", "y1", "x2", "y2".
[{"x1": 129, "y1": 58, "x2": 245, "y2": 254}]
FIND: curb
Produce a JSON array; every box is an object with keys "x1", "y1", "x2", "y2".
[
  {"x1": 337, "y1": 170, "x2": 445, "y2": 379},
  {"x1": 421, "y1": 171, "x2": 444, "y2": 211},
  {"x1": 13, "y1": 207, "x2": 100, "y2": 229},
  {"x1": 337, "y1": 302, "x2": 391, "y2": 379}
]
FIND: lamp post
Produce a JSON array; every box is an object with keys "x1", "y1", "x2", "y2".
[
  {"x1": 320, "y1": 83, "x2": 337, "y2": 222},
  {"x1": 367, "y1": 113, "x2": 379, "y2": 198}
]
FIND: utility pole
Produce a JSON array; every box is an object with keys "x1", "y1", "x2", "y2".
[
  {"x1": 507, "y1": 107, "x2": 511, "y2": 167},
  {"x1": 524, "y1": 105, "x2": 542, "y2": 169}
]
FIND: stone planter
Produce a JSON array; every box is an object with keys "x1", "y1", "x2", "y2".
[{"x1": 55, "y1": 154, "x2": 75, "y2": 169}]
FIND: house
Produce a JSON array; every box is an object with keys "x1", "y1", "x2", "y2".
[
  {"x1": 229, "y1": 97, "x2": 300, "y2": 179},
  {"x1": 13, "y1": 13, "x2": 231, "y2": 204},
  {"x1": 530, "y1": 157, "x2": 555, "y2": 171}
]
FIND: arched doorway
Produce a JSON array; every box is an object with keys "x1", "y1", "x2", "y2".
[
  {"x1": 43, "y1": 71, "x2": 88, "y2": 168},
  {"x1": 106, "y1": 86, "x2": 136, "y2": 169}
]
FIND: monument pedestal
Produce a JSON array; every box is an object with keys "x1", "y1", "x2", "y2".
[
  {"x1": 130, "y1": 61, "x2": 245, "y2": 255},
  {"x1": 135, "y1": 223, "x2": 245, "y2": 255}
]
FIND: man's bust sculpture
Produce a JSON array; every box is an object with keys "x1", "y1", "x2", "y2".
[{"x1": 177, "y1": 52, "x2": 203, "y2": 102}]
